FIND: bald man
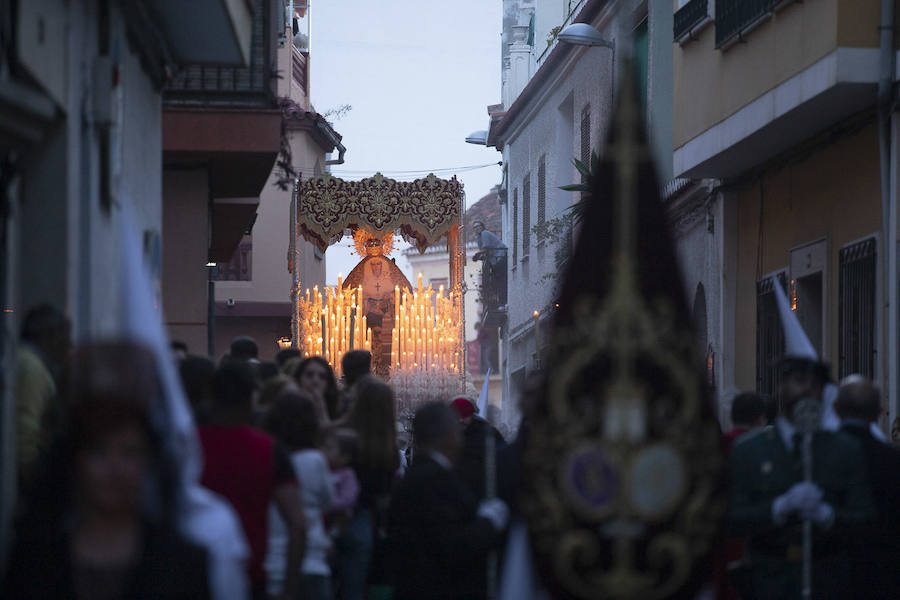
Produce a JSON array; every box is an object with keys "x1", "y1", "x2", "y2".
[{"x1": 835, "y1": 375, "x2": 900, "y2": 600}]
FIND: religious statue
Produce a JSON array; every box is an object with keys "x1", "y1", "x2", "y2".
[{"x1": 343, "y1": 231, "x2": 412, "y2": 376}]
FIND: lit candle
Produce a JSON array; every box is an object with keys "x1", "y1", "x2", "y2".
[
  {"x1": 418, "y1": 272, "x2": 423, "y2": 293},
  {"x1": 533, "y1": 310, "x2": 541, "y2": 367}
]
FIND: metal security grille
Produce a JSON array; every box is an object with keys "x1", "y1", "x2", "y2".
[
  {"x1": 522, "y1": 174, "x2": 531, "y2": 256},
  {"x1": 580, "y1": 105, "x2": 591, "y2": 172},
  {"x1": 675, "y1": 0, "x2": 708, "y2": 40},
  {"x1": 756, "y1": 273, "x2": 786, "y2": 402},
  {"x1": 537, "y1": 156, "x2": 546, "y2": 228},
  {"x1": 839, "y1": 237, "x2": 877, "y2": 378},
  {"x1": 715, "y1": 0, "x2": 798, "y2": 48},
  {"x1": 512, "y1": 188, "x2": 518, "y2": 264}
]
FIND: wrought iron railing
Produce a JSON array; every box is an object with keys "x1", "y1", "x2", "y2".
[
  {"x1": 674, "y1": 0, "x2": 709, "y2": 41},
  {"x1": 479, "y1": 248, "x2": 508, "y2": 314},
  {"x1": 716, "y1": 0, "x2": 793, "y2": 47},
  {"x1": 164, "y1": 0, "x2": 276, "y2": 108}
]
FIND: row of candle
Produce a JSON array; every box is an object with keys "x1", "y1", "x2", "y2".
[
  {"x1": 297, "y1": 274, "x2": 371, "y2": 378},
  {"x1": 390, "y1": 273, "x2": 460, "y2": 373}
]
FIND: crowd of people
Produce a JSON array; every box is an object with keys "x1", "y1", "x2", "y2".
[
  {"x1": 6, "y1": 303, "x2": 900, "y2": 600},
  {"x1": 717, "y1": 359, "x2": 900, "y2": 600},
  {"x1": 5, "y1": 308, "x2": 509, "y2": 600}
]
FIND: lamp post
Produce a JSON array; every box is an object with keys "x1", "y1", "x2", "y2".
[
  {"x1": 557, "y1": 23, "x2": 616, "y2": 100},
  {"x1": 465, "y1": 130, "x2": 488, "y2": 145}
]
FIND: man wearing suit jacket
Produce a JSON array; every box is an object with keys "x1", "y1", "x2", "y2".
[
  {"x1": 835, "y1": 375, "x2": 900, "y2": 600},
  {"x1": 728, "y1": 358, "x2": 874, "y2": 600},
  {"x1": 388, "y1": 402, "x2": 509, "y2": 600}
]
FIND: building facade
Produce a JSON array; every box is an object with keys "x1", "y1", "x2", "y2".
[
  {"x1": 0, "y1": 0, "x2": 253, "y2": 556},
  {"x1": 213, "y1": 2, "x2": 344, "y2": 360},
  {"x1": 162, "y1": 0, "x2": 292, "y2": 359},
  {"x1": 487, "y1": 0, "x2": 672, "y2": 431},
  {"x1": 672, "y1": 0, "x2": 898, "y2": 429}
]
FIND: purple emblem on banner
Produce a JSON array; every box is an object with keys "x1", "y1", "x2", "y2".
[{"x1": 564, "y1": 446, "x2": 619, "y2": 511}]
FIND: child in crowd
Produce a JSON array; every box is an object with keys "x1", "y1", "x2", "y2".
[
  {"x1": 322, "y1": 427, "x2": 361, "y2": 526},
  {"x1": 263, "y1": 391, "x2": 335, "y2": 600}
]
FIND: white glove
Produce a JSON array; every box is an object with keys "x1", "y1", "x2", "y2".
[
  {"x1": 772, "y1": 482, "x2": 823, "y2": 525},
  {"x1": 800, "y1": 501, "x2": 835, "y2": 528},
  {"x1": 477, "y1": 498, "x2": 510, "y2": 531}
]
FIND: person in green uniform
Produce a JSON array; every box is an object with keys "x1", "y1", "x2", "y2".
[{"x1": 727, "y1": 356, "x2": 874, "y2": 600}]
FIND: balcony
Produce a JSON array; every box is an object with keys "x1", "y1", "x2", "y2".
[
  {"x1": 164, "y1": 0, "x2": 278, "y2": 108},
  {"x1": 478, "y1": 248, "x2": 508, "y2": 327},
  {"x1": 674, "y1": 0, "x2": 710, "y2": 43},
  {"x1": 715, "y1": 0, "x2": 797, "y2": 48}
]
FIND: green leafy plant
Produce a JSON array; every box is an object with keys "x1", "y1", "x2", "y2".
[
  {"x1": 558, "y1": 150, "x2": 599, "y2": 224},
  {"x1": 531, "y1": 151, "x2": 599, "y2": 281},
  {"x1": 546, "y1": 25, "x2": 562, "y2": 49}
]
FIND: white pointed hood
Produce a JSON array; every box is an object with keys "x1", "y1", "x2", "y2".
[
  {"x1": 117, "y1": 206, "x2": 202, "y2": 485},
  {"x1": 771, "y1": 277, "x2": 817, "y2": 361},
  {"x1": 116, "y1": 206, "x2": 249, "y2": 599},
  {"x1": 771, "y1": 277, "x2": 887, "y2": 439}
]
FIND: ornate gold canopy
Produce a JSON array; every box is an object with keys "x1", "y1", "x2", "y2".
[{"x1": 296, "y1": 172, "x2": 464, "y2": 253}]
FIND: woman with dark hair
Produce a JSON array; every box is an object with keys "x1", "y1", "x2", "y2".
[
  {"x1": 263, "y1": 389, "x2": 335, "y2": 600},
  {"x1": 335, "y1": 375, "x2": 401, "y2": 600},
  {"x1": 290, "y1": 356, "x2": 340, "y2": 421},
  {"x1": 4, "y1": 342, "x2": 210, "y2": 600}
]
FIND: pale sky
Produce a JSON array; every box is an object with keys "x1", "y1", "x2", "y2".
[{"x1": 311, "y1": 0, "x2": 503, "y2": 285}]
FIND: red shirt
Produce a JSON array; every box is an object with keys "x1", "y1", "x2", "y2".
[{"x1": 198, "y1": 425, "x2": 296, "y2": 584}]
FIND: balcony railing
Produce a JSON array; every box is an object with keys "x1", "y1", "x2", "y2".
[
  {"x1": 478, "y1": 248, "x2": 508, "y2": 320},
  {"x1": 674, "y1": 0, "x2": 709, "y2": 42},
  {"x1": 292, "y1": 48, "x2": 308, "y2": 93},
  {"x1": 164, "y1": 0, "x2": 276, "y2": 108},
  {"x1": 715, "y1": 0, "x2": 796, "y2": 48}
]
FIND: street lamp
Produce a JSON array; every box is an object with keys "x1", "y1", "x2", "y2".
[
  {"x1": 557, "y1": 23, "x2": 614, "y2": 48},
  {"x1": 276, "y1": 336, "x2": 292, "y2": 350},
  {"x1": 465, "y1": 130, "x2": 488, "y2": 145},
  {"x1": 557, "y1": 22, "x2": 616, "y2": 109}
]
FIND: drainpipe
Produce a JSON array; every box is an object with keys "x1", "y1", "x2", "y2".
[{"x1": 878, "y1": 0, "x2": 896, "y2": 427}]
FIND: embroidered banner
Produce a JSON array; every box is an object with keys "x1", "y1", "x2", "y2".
[{"x1": 297, "y1": 172, "x2": 464, "y2": 253}]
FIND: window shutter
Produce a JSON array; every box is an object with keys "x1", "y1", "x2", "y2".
[
  {"x1": 537, "y1": 156, "x2": 546, "y2": 229},
  {"x1": 839, "y1": 237, "x2": 877, "y2": 378},
  {"x1": 512, "y1": 187, "x2": 518, "y2": 265}
]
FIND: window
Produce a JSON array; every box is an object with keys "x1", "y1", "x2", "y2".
[
  {"x1": 674, "y1": 0, "x2": 709, "y2": 42},
  {"x1": 715, "y1": 0, "x2": 789, "y2": 48},
  {"x1": 693, "y1": 282, "x2": 708, "y2": 358},
  {"x1": 633, "y1": 20, "x2": 649, "y2": 119},
  {"x1": 756, "y1": 273, "x2": 786, "y2": 403},
  {"x1": 839, "y1": 237, "x2": 877, "y2": 378},
  {"x1": 580, "y1": 105, "x2": 591, "y2": 175},
  {"x1": 512, "y1": 187, "x2": 518, "y2": 265},
  {"x1": 790, "y1": 239, "x2": 827, "y2": 356},
  {"x1": 522, "y1": 174, "x2": 531, "y2": 257},
  {"x1": 537, "y1": 156, "x2": 546, "y2": 231},
  {"x1": 214, "y1": 235, "x2": 252, "y2": 281}
]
